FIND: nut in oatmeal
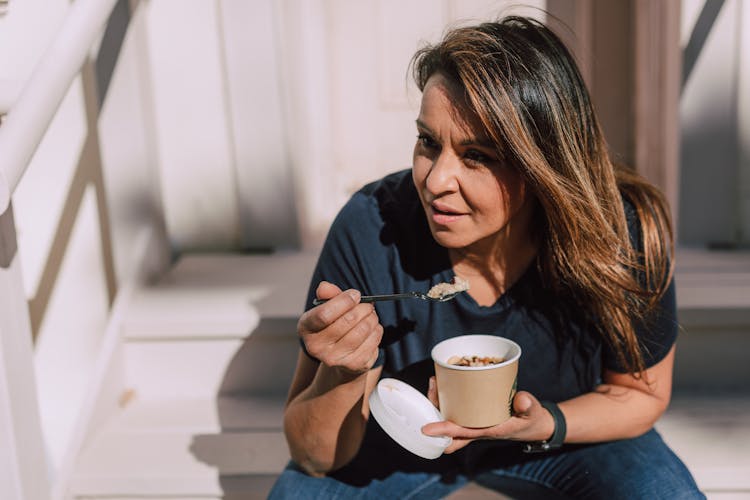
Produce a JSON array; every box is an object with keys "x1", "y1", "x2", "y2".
[{"x1": 446, "y1": 355, "x2": 506, "y2": 367}]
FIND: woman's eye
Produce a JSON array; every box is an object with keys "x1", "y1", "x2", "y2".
[
  {"x1": 464, "y1": 149, "x2": 495, "y2": 165},
  {"x1": 417, "y1": 134, "x2": 439, "y2": 150}
]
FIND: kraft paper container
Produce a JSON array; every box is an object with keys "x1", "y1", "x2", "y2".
[{"x1": 431, "y1": 335, "x2": 521, "y2": 428}]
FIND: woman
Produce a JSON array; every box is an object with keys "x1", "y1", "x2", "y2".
[{"x1": 269, "y1": 16, "x2": 703, "y2": 499}]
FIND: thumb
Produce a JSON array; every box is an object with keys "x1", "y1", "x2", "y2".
[
  {"x1": 315, "y1": 281, "x2": 343, "y2": 300},
  {"x1": 513, "y1": 391, "x2": 533, "y2": 417}
]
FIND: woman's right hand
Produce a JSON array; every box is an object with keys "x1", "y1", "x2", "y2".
[{"x1": 298, "y1": 281, "x2": 384, "y2": 375}]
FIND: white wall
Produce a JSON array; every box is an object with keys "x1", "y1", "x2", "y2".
[
  {"x1": 324, "y1": 0, "x2": 546, "y2": 203},
  {"x1": 98, "y1": 2, "x2": 167, "y2": 283},
  {"x1": 739, "y1": 1, "x2": 750, "y2": 242},
  {"x1": 144, "y1": 0, "x2": 240, "y2": 251},
  {"x1": 679, "y1": 0, "x2": 749, "y2": 246},
  {"x1": 278, "y1": 0, "x2": 546, "y2": 247},
  {"x1": 134, "y1": 0, "x2": 546, "y2": 250}
]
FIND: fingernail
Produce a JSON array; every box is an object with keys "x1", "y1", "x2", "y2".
[{"x1": 349, "y1": 290, "x2": 361, "y2": 302}]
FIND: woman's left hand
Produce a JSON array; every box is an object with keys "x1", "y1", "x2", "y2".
[{"x1": 421, "y1": 376, "x2": 555, "y2": 454}]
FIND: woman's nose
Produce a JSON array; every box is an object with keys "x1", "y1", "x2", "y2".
[{"x1": 425, "y1": 151, "x2": 460, "y2": 195}]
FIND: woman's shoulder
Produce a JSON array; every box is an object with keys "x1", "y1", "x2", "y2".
[
  {"x1": 329, "y1": 168, "x2": 420, "y2": 237},
  {"x1": 336, "y1": 169, "x2": 421, "y2": 227},
  {"x1": 355, "y1": 169, "x2": 418, "y2": 209}
]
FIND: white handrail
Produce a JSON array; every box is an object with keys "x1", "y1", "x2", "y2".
[
  {"x1": 0, "y1": 79, "x2": 21, "y2": 115},
  {"x1": 0, "y1": 0, "x2": 119, "y2": 214}
]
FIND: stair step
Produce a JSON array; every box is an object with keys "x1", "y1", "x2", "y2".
[
  {"x1": 123, "y1": 326, "x2": 299, "y2": 399},
  {"x1": 657, "y1": 395, "x2": 750, "y2": 493},
  {"x1": 106, "y1": 395, "x2": 286, "y2": 432},
  {"x1": 160, "y1": 251, "x2": 319, "y2": 318},
  {"x1": 70, "y1": 396, "x2": 288, "y2": 498},
  {"x1": 123, "y1": 288, "x2": 261, "y2": 340}
]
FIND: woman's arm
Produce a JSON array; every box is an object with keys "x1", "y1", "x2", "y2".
[
  {"x1": 282, "y1": 281, "x2": 384, "y2": 476},
  {"x1": 284, "y1": 353, "x2": 382, "y2": 475},
  {"x1": 422, "y1": 345, "x2": 675, "y2": 451},
  {"x1": 560, "y1": 344, "x2": 674, "y2": 442}
]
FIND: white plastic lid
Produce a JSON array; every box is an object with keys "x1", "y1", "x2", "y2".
[{"x1": 368, "y1": 378, "x2": 451, "y2": 459}]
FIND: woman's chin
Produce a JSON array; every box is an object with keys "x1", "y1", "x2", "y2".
[{"x1": 429, "y1": 229, "x2": 471, "y2": 249}]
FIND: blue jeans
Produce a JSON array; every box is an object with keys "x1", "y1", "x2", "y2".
[{"x1": 268, "y1": 429, "x2": 704, "y2": 499}]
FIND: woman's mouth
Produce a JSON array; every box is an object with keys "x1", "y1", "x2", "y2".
[{"x1": 430, "y1": 203, "x2": 465, "y2": 224}]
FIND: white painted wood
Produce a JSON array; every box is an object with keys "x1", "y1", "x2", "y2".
[
  {"x1": 0, "y1": 0, "x2": 69, "y2": 88},
  {"x1": 123, "y1": 287, "x2": 261, "y2": 339},
  {"x1": 275, "y1": 0, "x2": 336, "y2": 248},
  {"x1": 327, "y1": 0, "x2": 443, "y2": 200},
  {"x1": 657, "y1": 396, "x2": 750, "y2": 493},
  {"x1": 12, "y1": 77, "x2": 86, "y2": 299},
  {"x1": 69, "y1": 396, "x2": 288, "y2": 497},
  {"x1": 0, "y1": 78, "x2": 21, "y2": 115},
  {"x1": 124, "y1": 339, "x2": 244, "y2": 399},
  {"x1": 218, "y1": 0, "x2": 298, "y2": 249},
  {"x1": 674, "y1": 248, "x2": 750, "y2": 309},
  {"x1": 447, "y1": 0, "x2": 546, "y2": 23},
  {"x1": 0, "y1": 206, "x2": 49, "y2": 500},
  {"x1": 50, "y1": 227, "x2": 163, "y2": 500},
  {"x1": 98, "y1": 2, "x2": 168, "y2": 285},
  {"x1": 143, "y1": 0, "x2": 239, "y2": 250},
  {"x1": 738, "y1": 0, "x2": 750, "y2": 242},
  {"x1": 71, "y1": 430, "x2": 287, "y2": 495},
  {"x1": 104, "y1": 395, "x2": 285, "y2": 432},
  {"x1": 160, "y1": 251, "x2": 317, "y2": 318},
  {"x1": 679, "y1": 0, "x2": 742, "y2": 245},
  {"x1": 0, "y1": 0, "x2": 119, "y2": 213},
  {"x1": 323, "y1": 0, "x2": 547, "y2": 233},
  {"x1": 33, "y1": 189, "x2": 110, "y2": 474},
  {"x1": 681, "y1": 0, "x2": 705, "y2": 48}
]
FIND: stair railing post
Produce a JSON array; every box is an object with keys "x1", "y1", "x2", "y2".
[{"x1": 0, "y1": 203, "x2": 50, "y2": 500}]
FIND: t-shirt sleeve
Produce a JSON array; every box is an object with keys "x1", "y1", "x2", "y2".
[
  {"x1": 299, "y1": 192, "x2": 387, "y2": 367},
  {"x1": 602, "y1": 202, "x2": 678, "y2": 373}
]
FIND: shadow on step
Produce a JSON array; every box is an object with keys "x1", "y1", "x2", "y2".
[
  {"x1": 219, "y1": 317, "x2": 300, "y2": 397},
  {"x1": 189, "y1": 317, "x2": 300, "y2": 497}
]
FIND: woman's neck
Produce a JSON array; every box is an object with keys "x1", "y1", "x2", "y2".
[{"x1": 448, "y1": 230, "x2": 537, "y2": 307}]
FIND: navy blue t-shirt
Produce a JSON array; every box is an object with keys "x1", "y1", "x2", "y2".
[{"x1": 302, "y1": 169, "x2": 677, "y2": 479}]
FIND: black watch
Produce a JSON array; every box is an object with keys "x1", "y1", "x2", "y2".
[{"x1": 522, "y1": 400, "x2": 566, "y2": 453}]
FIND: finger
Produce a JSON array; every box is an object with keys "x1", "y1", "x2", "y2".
[
  {"x1": 315, "y1": 281, "x2": 342, "y2": 300},
  {"x1": 334, "y1": 314, "x2": 383, "y2": 370},
  {"x1": 427, "y1": 376, "x2": 439, "y2": 408},
  {"x1": 303, "y1": 288, "x2": 361, "y2": 332},
  {"x1": 421, "y1": 420, "x2": 484, "y2": 440},
  {"x1": 332, "y1": 306, "x2": 379, "y2": 351}
]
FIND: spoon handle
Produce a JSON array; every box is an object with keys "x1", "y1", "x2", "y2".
[{"x1": 312, "y1": 292, "x2": 419, "y2": 306}]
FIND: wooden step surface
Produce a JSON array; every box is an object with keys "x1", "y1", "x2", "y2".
[{"x1": 70, "y1": 392, "x2": 750, "y2": 498}]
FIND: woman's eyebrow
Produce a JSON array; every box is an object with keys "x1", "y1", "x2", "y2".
[
  {"x1": 416, "y1": 119, "x2": 494, "y2": 149},
  {"x1": 459, "y1": 137, "x2": 494, "y2": 148},
  {"x1": 415, "y1": 119, "x2": 433, "y2": 133}
]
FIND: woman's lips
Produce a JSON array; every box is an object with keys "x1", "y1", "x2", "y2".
[{"x1": 430, "y1": 203, "x2": 465, "y2": 224}]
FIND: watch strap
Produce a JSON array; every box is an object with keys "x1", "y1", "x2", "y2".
[{"x1": 522, "y1": 400, "x2": 566, "y2": 453}]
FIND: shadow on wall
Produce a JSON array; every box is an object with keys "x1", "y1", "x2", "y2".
[{"x1": 679, "y1": 119, "x2": 740, "y2": 248}]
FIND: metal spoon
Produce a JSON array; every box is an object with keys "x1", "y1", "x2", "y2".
[{"x1": 312, "y1": 290, "x2": 463, "y2": 306}]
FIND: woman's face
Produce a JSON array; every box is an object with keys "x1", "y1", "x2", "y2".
[{"x1": 412, "y1": 73, "x2": 534, "y2": 254}]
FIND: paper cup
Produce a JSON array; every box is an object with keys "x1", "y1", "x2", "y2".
[{"x1": 431, "y1": 335, "x2": 521, "y2": 428}]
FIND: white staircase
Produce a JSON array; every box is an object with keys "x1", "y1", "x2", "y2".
[
  {"x1": 67, "y1": 251, "x2": 318, "y2": 499},
  {"x1": 65, "y1": 249, "x2": 750, "y2": 500}
]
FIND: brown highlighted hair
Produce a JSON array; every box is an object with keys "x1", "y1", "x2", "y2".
[{"x1": 411, "y1": 16, "x2": 674, "y2": 374}]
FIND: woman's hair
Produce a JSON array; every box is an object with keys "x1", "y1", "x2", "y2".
[{"x1": 411, "y1": 16, "x2": 674, "y2": 374}]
